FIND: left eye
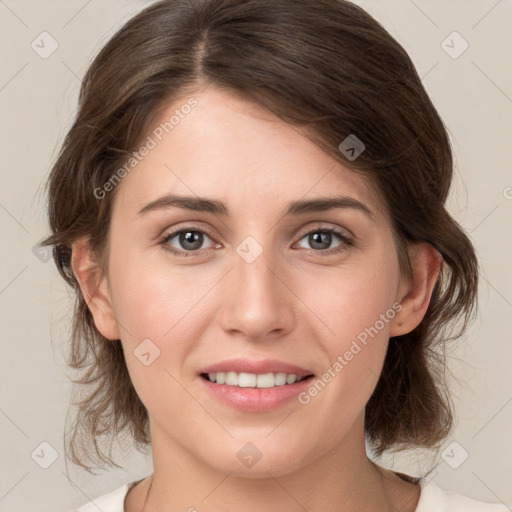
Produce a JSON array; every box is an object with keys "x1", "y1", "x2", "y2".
[{"x1": 295, "y1": 228, "x2": 351, "y2": 252}]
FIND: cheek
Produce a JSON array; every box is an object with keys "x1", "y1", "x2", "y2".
[
  {"x1": 294, "y1": 252, "x2": 399, "y2": 413},
  {"x1": 107, "y1": 252, "x2": 212, "y2": 414},
  {"x1": 300, "y1": 252, "x2": 399, "y2": 347},
  {"x1": 106, "y1": 246, "x2": 225, "y2": 409},
  {"x1": 108, "y1": 243, "x2": 214, "y2": 342}
]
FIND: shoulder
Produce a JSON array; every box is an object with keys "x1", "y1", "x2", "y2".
[
  {"x1": 416, "y1": 479, "x2": 510, "y2": 512},
  {"x1": 68, "y1": 480, "x2": 137, "y2": 512}
]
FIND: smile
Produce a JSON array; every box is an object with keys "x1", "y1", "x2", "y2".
[{"x1": 201, "y1": 371, "x2": 312, "y2": 388}]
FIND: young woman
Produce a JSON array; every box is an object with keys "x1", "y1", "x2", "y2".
[{"x1": 42, "y1": 0, "x2": 508, "y2": 510}]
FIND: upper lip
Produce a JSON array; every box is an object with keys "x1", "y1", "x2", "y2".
[{"x1": 199, "y1": 358, "x2": 314, "y2": 378}]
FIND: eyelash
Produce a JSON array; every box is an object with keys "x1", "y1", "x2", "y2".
[{"x1": 158, "y1": 225, "x2": 354, "y2": 258}]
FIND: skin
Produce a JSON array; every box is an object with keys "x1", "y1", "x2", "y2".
[{"x1": 72, "y1": 85, "x2": 441, "y2": 512}]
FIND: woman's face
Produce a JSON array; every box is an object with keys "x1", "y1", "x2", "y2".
[{"x1": 97, "y1": 86, "x2": 409, "y2": 476}]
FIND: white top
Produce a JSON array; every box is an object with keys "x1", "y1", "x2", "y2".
[{"x1": 71, "y1": 476, "x2": 510, "y2": 512}]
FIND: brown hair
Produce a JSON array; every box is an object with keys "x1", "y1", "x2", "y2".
[{"x1": 42, "y1": 0, "x2": 478, "y2": 472}]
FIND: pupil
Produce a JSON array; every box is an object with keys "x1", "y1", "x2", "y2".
[
  {"x1": 310, "y1": 232, "x2": 330, "y2": 250},
  {"x1": 181, "y1": 231, "x2": 202, "y2": 250}
]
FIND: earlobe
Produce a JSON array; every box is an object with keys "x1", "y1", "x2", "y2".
[
  {"x1": 71, "y1": 237, "x2": 120, "y2": 341},
  {"x1": 389, "y1": 243, "x2": 442, "y2": 337}
]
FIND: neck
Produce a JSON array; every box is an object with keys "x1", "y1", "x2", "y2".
[{"x1": 141, "y1": 414, "x2": 412, "y2": 512}]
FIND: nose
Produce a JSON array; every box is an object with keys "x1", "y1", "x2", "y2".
[{"x1": 217, "y1": 242, "x2": 295, "y2": 341}]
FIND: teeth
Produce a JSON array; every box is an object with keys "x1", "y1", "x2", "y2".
[
  {"x1": 286, "y1": 373, "x2": 297, "y2": 384},
  {"x1": 205, "y1": 371, "x2": 309, "y2": 387},
  {"x1": 226, "y1": 371, "x2": 238, "y2": 386},
  {"x1": 238, "y1": 372, "x2": 257, "y2": 387}
]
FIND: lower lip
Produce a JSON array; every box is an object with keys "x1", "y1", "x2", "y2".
[{"x1": 199, "y1": 375, "x2": 314, "y2": 412}]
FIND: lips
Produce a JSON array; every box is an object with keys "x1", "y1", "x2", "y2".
[
  {"x1": 197, "y1": 358, "x2": 316, "y2": 411},
  {"x1": 198, "y1": 358, "x2": 314, "y2": 378}
]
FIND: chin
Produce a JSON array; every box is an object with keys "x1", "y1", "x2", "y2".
[{"x1": 199, "y1": 438, "x2": 314, "y2": 478}]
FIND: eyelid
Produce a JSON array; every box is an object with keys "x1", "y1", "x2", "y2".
[
  {"x1": 159, "y1": 222, "x2": 218, "y2": 242},
  {"x1": 294, "y1": 222, "x2": 354, "y2": 241}
]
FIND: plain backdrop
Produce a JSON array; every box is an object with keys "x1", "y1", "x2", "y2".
[{"x1": 0, "y1": 0, "x2": 511, "y2": 510}]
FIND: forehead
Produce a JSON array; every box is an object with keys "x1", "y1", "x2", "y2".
[{"x1": 114, "y1": 85, "x2": 387, "y2": 220}]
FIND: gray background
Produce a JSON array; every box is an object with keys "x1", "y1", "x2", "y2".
[{"x1": 0, "y1": 0, "x2": 511, "y2": 510}]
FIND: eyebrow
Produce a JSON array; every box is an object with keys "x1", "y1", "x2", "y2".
[{"x1": 137, "y1": 194, "x2": 374, "y2": 221}]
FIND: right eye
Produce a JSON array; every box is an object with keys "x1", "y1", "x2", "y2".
[{"x1": 159, "y1": 227, "x2": 220, "y2": 257}]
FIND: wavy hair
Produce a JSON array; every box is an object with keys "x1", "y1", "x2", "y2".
[{"x1": 42, "y1": 0, "x2": 478, "y2": 471}]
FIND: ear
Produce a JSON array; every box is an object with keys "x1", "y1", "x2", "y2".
[
  {"x1": 71, "y1": 237, "x2": 120, "y2": 340},
  {"x1": 389, "y1": 242, "x2": 442, "y2": 337}
]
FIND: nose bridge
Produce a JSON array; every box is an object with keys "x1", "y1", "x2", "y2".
[
  {"x1": 237, "y1": 240, "x2": 278, "y2": 300},
  {"x1": 219, "y1": 235, "x2": 293, "y2": 338}
]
